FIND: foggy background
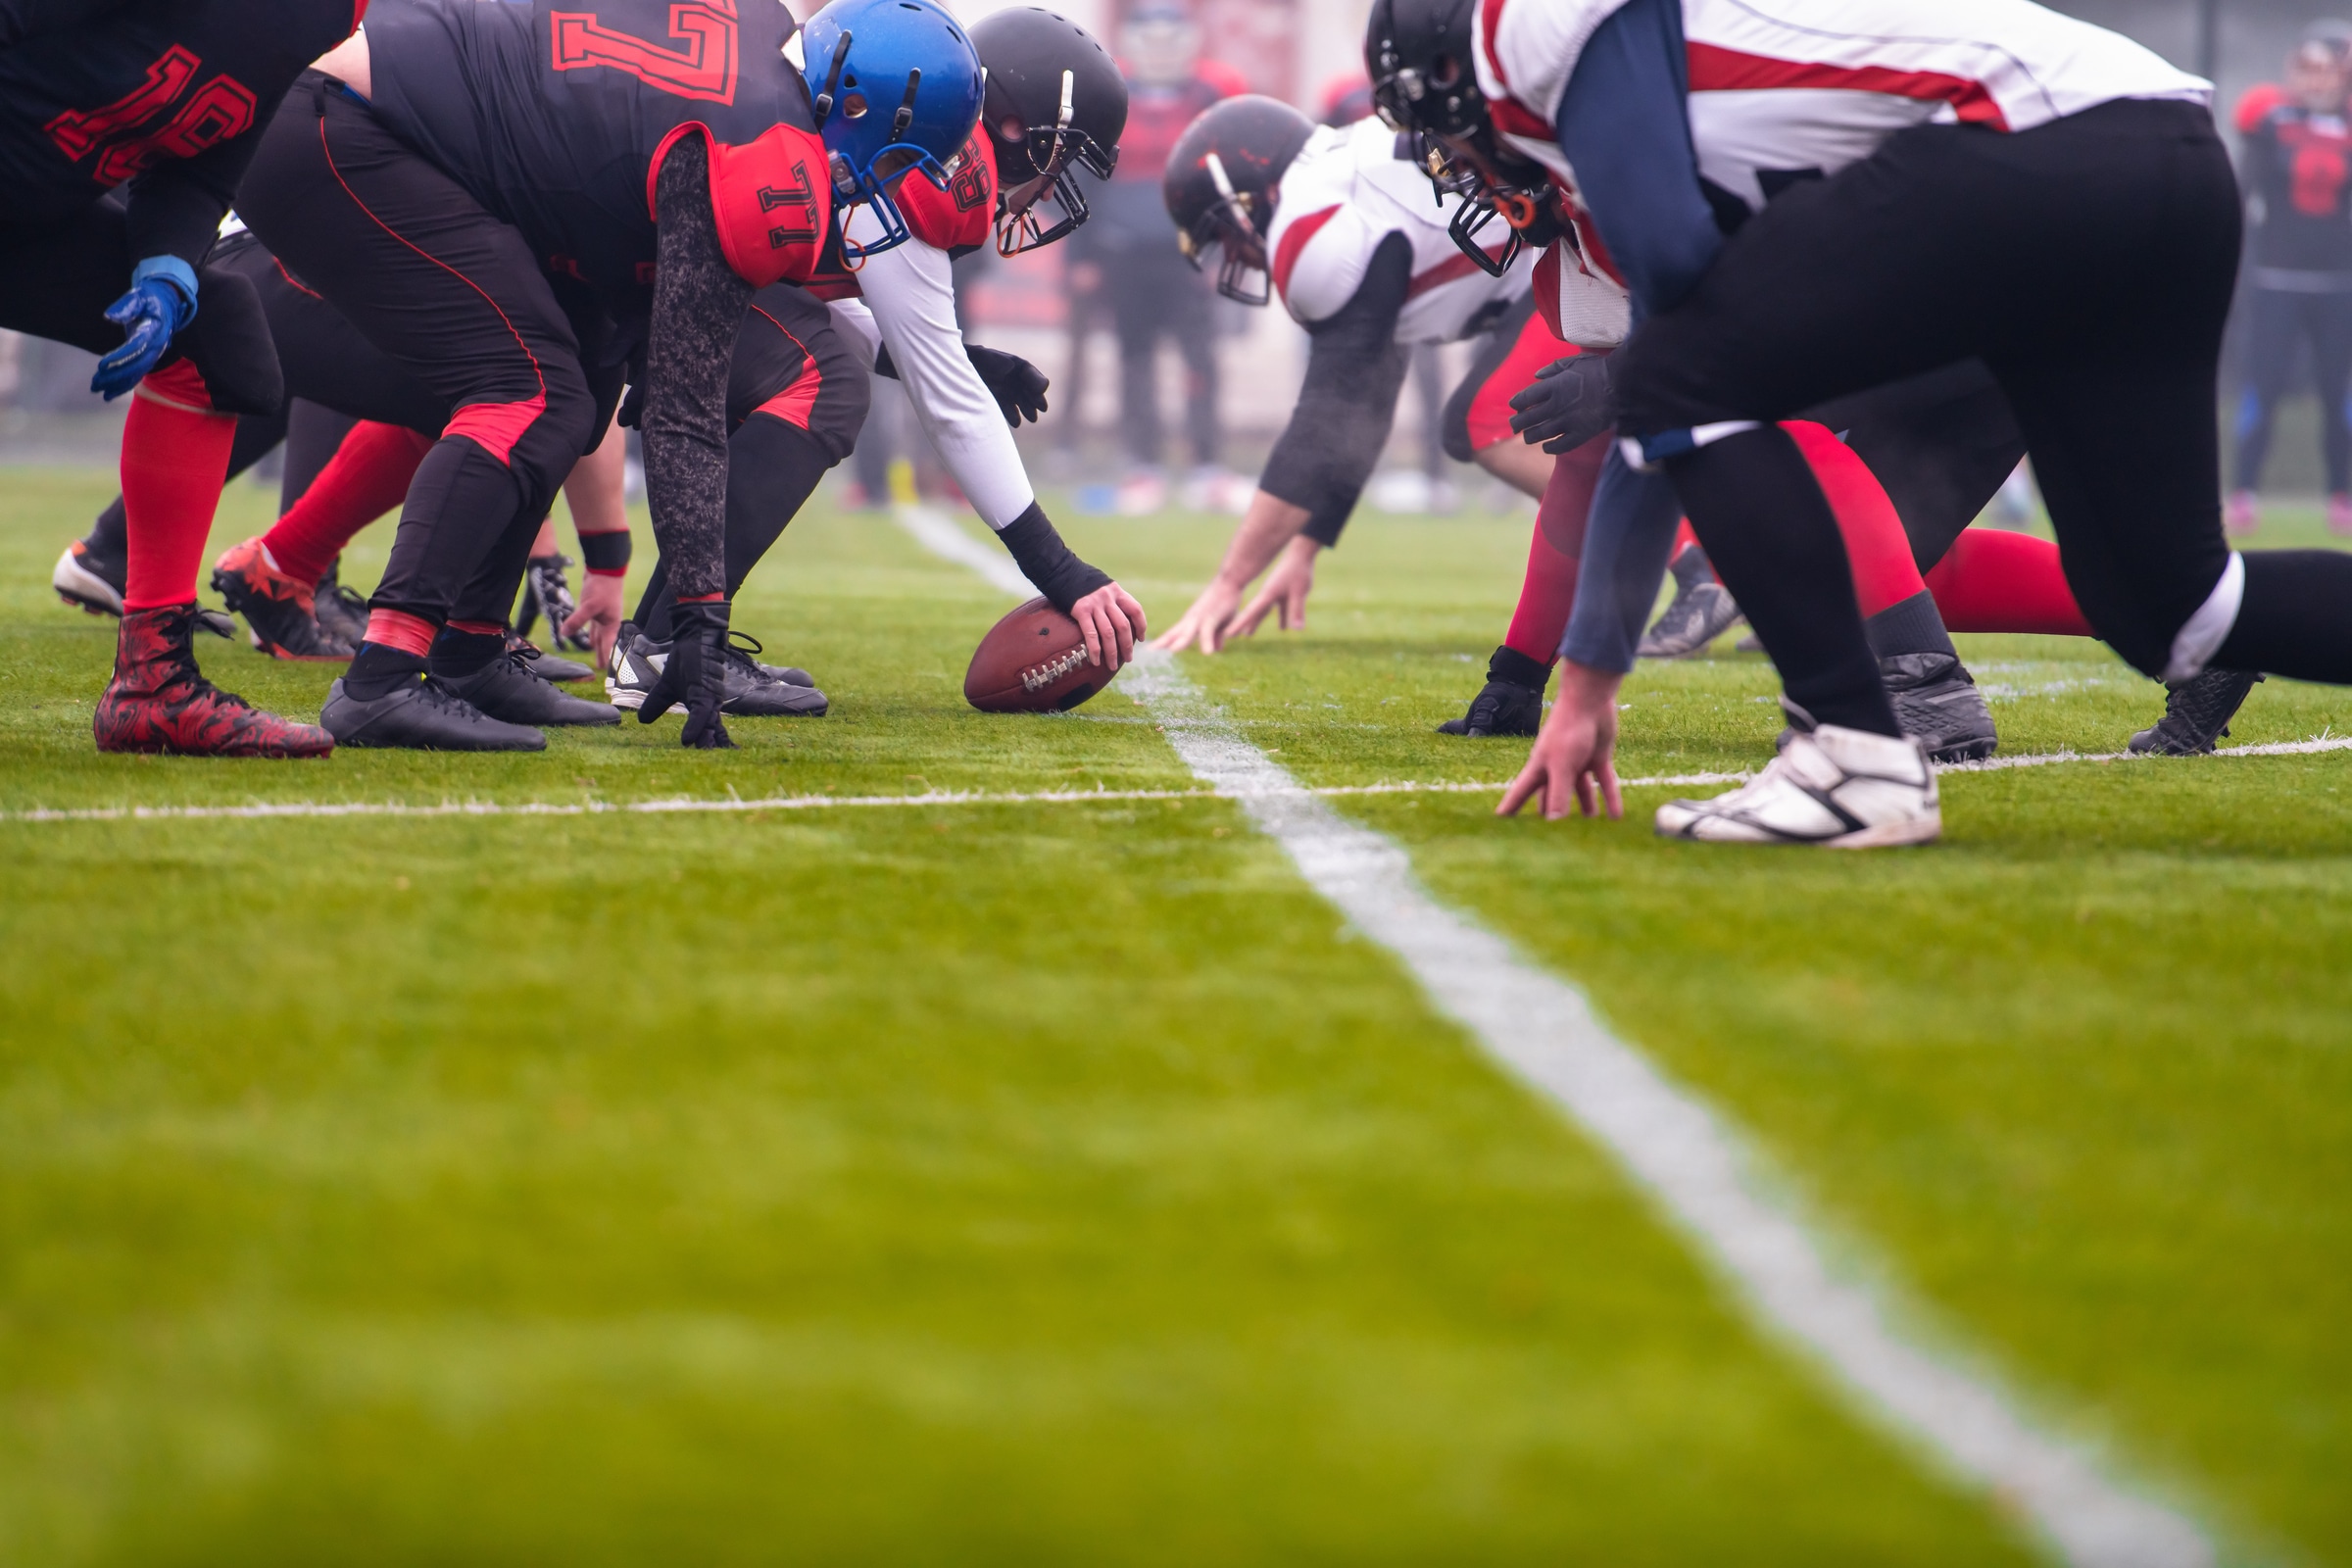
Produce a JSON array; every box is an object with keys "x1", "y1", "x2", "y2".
[{"x1": 2, "y1": 0, "x2": 2334, "y2": 496}]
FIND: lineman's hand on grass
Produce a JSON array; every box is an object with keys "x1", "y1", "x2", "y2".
[
  {"x1": 563, "y1": 571, "x2": 626, "y2": 669},
  {"x1": 1498, "y1": 662, "x2": 1624, "y2": 821},
  {"x1": 1152, "y1": 578, "x2": 1246, "y2": 655},
  {"x1": 1072, "y1": 582, "x2": 1146, "y2": 672},
  {"x1": 1231, "y1": 534, "x2": 1320, "y2": 639}
]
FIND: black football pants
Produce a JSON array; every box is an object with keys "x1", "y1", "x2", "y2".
[
  {"x1": 1616, "y1": 98, "x2": 2352, "y2": 733},
  {"x1": 239, "y1": 77, "x2": 606, "y2": 632}
]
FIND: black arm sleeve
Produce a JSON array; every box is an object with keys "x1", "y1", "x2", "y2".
[
  {"x1": 123, "y1": 80, "x2": 299, "y2": 270},
  {"x1": 643, "y1": 136, "x2": 755, "y2": 600},
  {"x1": 997, "y1": 502, "x2": 1111, "y2": 612},
  {"x1": 1257, "y1": 231, "x2": 1412, "y2": 548}
]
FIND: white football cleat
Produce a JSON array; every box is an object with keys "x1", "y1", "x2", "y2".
[{"x1": 1656, "y1": 715, "x2": 1939, "y2": 848}]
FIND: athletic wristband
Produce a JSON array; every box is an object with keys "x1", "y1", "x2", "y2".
[
  {"x1": 579, "y1": 530, "x2": 632, "y2": 576},
  {"x1": 131, "y1": 255, "x2": 199, "y2": 326},
  {"x1": 995, "y1": 502, "x2": 1110, "y2": 613}
]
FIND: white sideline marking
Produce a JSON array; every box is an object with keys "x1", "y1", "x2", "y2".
[{"x1": 899, "y1": 504, "x2": 2217, "y2": 1568}]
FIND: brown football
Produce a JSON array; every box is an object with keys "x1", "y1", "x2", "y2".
[{"x1": 964, "y1": 596, "x2": 1108, "y2": 713}]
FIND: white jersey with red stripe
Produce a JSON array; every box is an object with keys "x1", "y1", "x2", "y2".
[
  {"x1": 1267, "y1": 116, "x2": 1532, "y2": 344},
  {"x1": 1473, "y1": 0, "x2": 2210, "y2": 217}
]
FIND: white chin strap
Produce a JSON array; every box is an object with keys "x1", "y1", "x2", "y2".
[{"x1": 2163, "y1": 551, "x2": 2245, "y2": 683}]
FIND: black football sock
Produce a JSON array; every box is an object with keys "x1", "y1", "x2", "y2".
[
  {"x1": 1863, "y1": 590, "x2": 1959, "y2": 661},
  {"x1": 1668, "y1": 428, "x2": 1901, "y2": 738},
  {"x1": 1670, "y1": 541, "x2": 1714, "y2": 591},
  {"x1": 344, "y1": 644, "x2": 428, "y2": 700},
  {"x1": 427, "y1": 626, "x2": 507, "y2": 680}
]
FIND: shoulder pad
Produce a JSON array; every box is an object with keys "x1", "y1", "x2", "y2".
[
  {"x1": 655, "y1": 123, "x2": 832, "y2": 290},
  {"x1": 895, "y1": 131, "x2": 996, "y2": 254}
]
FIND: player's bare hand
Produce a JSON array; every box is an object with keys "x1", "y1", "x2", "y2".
[
  {"x1": 1073, "y1": 581, "x2": 1146, "y2": 671},
  {"x1": 1498, "y1": 662, "x2": 1625, "y2": 821},
  {"x1": 1152, "y1": 578, "x2": 1246, "y2": 655},
  {"x1": 1232, "y1": 534, "x2": 1320, "y2": 639},
  {"x1": 563, "y1": 570, "x2": 626, "y2": 669}
]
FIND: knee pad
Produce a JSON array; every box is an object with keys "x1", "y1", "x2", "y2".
[{"x1": 178, "y1": 265, "x2": 285, "y2": 417}]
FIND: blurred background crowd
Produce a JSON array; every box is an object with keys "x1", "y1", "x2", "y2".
[{"x1": 6, "y1": 0, "x2": 2343, "y2": 523}]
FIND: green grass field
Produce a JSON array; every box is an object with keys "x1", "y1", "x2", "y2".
[{"x1": 2, "y1": 466, "x2": 2347, "y2": 1565}]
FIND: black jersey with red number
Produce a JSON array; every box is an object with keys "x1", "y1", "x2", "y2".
[
  {"x1": 2237, "y1": 88, "x2": 2352, "y2": 281},
  {"x1": 0, "y1": 0, "x2": 364, "y2": 266},
  {"x1": 365, "y1": 0, "x2": 828, "y2": 303}
]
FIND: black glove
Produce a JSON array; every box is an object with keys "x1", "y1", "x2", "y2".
[
  {"x1": 638, "y1": 598, "x2": 736, "y2": 749},
  {"x1": 964, "y1": 344, "x2": 1050, "y2": 425},
  {"x1": 1506, "y1": 353, "x2": 1615, "y2": 455},
  {"x1": 873, "y1": 342, "x2": 1051, "y2": 426}
]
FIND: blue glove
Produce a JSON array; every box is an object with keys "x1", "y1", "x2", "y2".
[{"x1": 91, "y1": 256, "x2": 199, "y2": 401}]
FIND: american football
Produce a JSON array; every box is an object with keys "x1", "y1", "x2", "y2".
[{"x1": 963, "y1": 595, "x2": 1108, "y2": 712}]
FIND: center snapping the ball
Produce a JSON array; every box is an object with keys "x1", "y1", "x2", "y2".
[{"x1": 964, "y1": 597, "x2": 1108, "y2": 713}]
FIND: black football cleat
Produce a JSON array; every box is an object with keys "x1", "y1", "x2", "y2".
[
  {"x1": 1882, "y1": 652, "x2": 1997, "y2": 763},
  {"x1": 322, "y1": 676, "x2": 548, "y2": 751},
  {"x1": 506, "y1": 631, "x2": 594, "y2": 683},
  {"x1": 732, "y1": 630, "x2": 815, "y2": 688},
  {"x1": 1638, "y1": 580, "x2": 1744, "y2": 659},
  {"x1": 2130, "y1": 669, "x2": 2263, "y2": 756},
  {"x1": 608, "y1": 624, "x2": 825, "y2": 715},
  {"x1": 722, "y1": 636, "x2": 828, "y2": 716},
  {"x1": 313, "y1": 561, "x2": 370, "y2": 647},
  {"x1": 440, "y1": 648, "x2": 620, "y2": 726},
  {"x1": 1438, "y1": 646, "x2": 1549, "y2": 737}
]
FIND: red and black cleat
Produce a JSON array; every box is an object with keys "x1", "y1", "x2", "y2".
[
  {"x1": 94, "y1": 605, "x2": 334, "y2": 759},
  {"x1": 211, "y1": 536, "x2": 356, "y2": 662}
]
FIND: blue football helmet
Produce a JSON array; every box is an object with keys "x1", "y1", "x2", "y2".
[{"x1": 793, "y1": 0, "x2": 984, "y2": 261}]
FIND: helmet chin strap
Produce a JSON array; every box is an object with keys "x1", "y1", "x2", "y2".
[{"x1": 813, "y1": 29, "x2": 852, "y2": 118}]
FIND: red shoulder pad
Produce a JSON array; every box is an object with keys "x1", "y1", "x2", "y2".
[
  {"x1": 651, "y1": 123, "x2": 834, "y2": 290},
  {"x1": 2238, "y1": 82, "x2": 2289, "y2": 134},
  {"x1": 892, "y1": 130, "x2": 996, "y2": 254}
]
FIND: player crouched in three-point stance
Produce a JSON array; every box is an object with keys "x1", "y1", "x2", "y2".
[
  {"x1": 0, "y1": 0, "x2": 363, "y2": 757},
  {"x1": 234, "y1": 0, "x2": 981, "y2": 752},
  {"x1": 1150, "y1": 95, "x2": 1568, "y2": 665},
  {"x1": 611, "y1": 4, "x2": 1147, "y2": 708},
  {"x1": 1408, "y1": 0, "x2": 2352, "y2": 845}
]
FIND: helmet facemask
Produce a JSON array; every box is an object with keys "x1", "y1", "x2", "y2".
[
  {"x1": 1174, "y1": 149, "x2": 1272, "y2": 306},
  {"x1": 994, "y1": 68, "x2": 1120, "y2": 257}
]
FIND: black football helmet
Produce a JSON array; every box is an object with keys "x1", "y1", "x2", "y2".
[
  {"x1": 970, "y1": 8, "x2": 1127, "y2": 256},
  {"x1": 1162, "y1": 95, "x2": 1315, "y2": 306},
  {"x1": 1364, "y1": 0, "x2": 1485, "y2": 140}
]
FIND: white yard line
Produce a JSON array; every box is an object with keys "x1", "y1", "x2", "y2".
[
  {"x1": 8, "y1": 735, "x2": 2345, "y2": 826},
  {"x1": 902, "y1": 504, "x2": 2218, "y2": 1568}
]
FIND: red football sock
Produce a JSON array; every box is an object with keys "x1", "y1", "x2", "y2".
[
  {"x1": 262, "y1": 420, "x2": 432, "y2": 587},
  {"x1": 121, "y1": 361, "x2": 236, "y2": 611},
  {"x1": 1924, "y1": 529, "x2": 2094, "y2": 637},
  {"x1": 1502, "y1": 438, "x2": 1604, "y2": 662},
  {"x1": 1668, "y1": 518, "x2": 1700, "y2": 564},
  {"x1": 1785, "y1": 420, "x2": 1928, "y2": 618}
]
